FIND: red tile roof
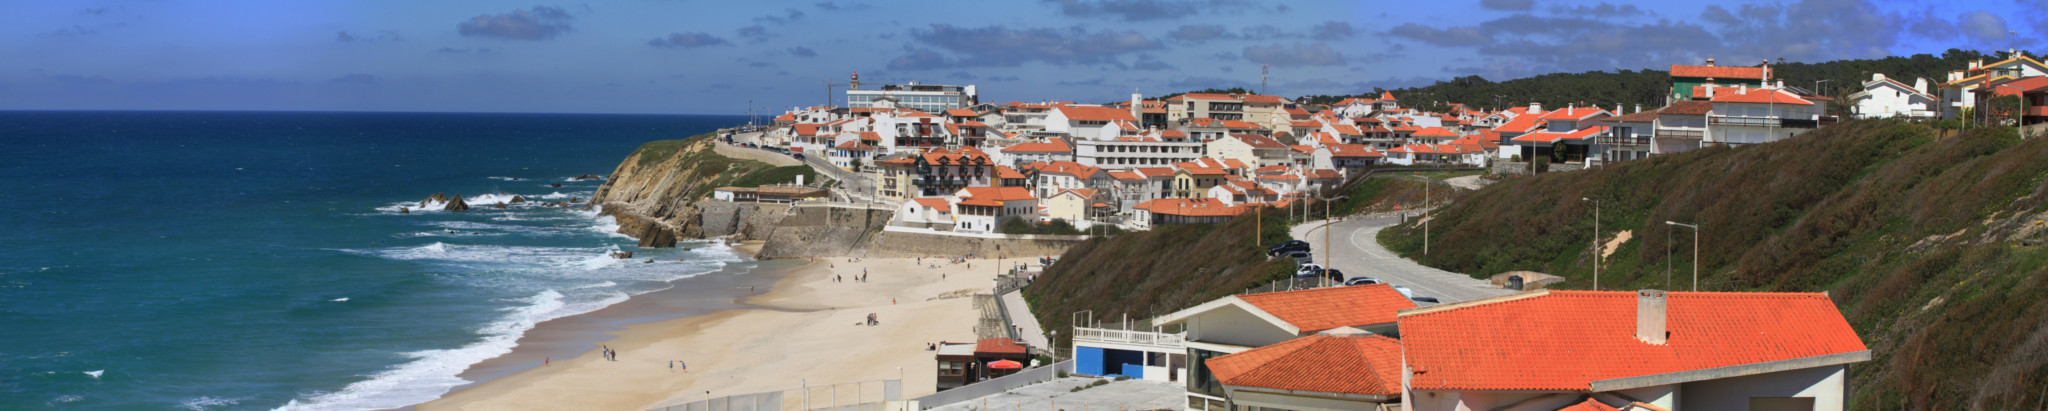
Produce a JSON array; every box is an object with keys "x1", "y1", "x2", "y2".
[
  {"x1": 1166, "y1": 92, "x2": 1238, "y2": 101},
  {"x1": 945, "y1": 108, "x2": 979, "y2": 117},
  {"x1": 1239, "y1": 94, "x2": 1287, "y2": 104},
  {"x1": 1538, "y1": 107, "x2": 1612, "y2": 121},
  {"x1": 1669, "y1": 64, "x2": 1765, "y2": 80},
  {"x1": 1237, "y1": 284, "x2": 1415, "y2": 333},
  {"x1": 1000, "y1": 139, "x2": 1072, "y2": 153},
  {"x1": 912, "y1": 197, "x2": 952, "y2": 213},
  {"x1": 1412, "y1": 127, "x2": 1459, "y2": 138},
  {"x1": 1133, "y1": 198, "x2": 1245, "y2": 217},
  {"x1": 993, "y1": 165, "x2": 1026, "y2": 179},
  {"x1": 956, "y1": 186, "x2": 1036, "y2": 207},
  {"x1": 1400, "y1": 291, "x2": 1870, "y2": 391},
  {"x1": 1230, "y1": 134, "x2": 1287, "y2": 149},
  {"x1": 1696, "y1": 86, "x2": 1814, "y2": 105},
  {"x1": 1511, "y1": 126, "x2": 1608, "y2": 143},
  {"x1": 974, "y1": 338, "x2": 1028, "y2": 355},
  {"x1": 1056, "y1": 105, "x2": 1139, "y2": 122},
  {"x1": 1207, "y1": 334, "x2": 1403, "y2": 396},
  {"x1": 1108, "y1": 170, "x2": 1145, "y2": 181},
  {"x1": 1659, "y1": 101, "x2": 1714, "y2": 116},
  {"x1": 1325, "y1": 143, "x2": 1382, "y2": 158},
  {"x1": 1159, "y1": 130, "x2": 1188, "y2": 138},
  {"x1": 1037, "y1": 161, "x2": 1103, "y2": 179},
  {"x1": 834, "y1": 141, "x2": 875, "y2": 150},
  {"x1": 1607, "y1": 109, "x2": 1661, "y2": 123},
  {"x1": 793, "y1": 124, "x2": 822, "y2": 136}
]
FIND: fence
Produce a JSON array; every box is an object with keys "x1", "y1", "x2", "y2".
[
  {"x1": 647, "y1": 379, "x2": 902, "y2": 411},
  {"x1": 912, "y1": 360, "x2": 1072, "y2": 409}
]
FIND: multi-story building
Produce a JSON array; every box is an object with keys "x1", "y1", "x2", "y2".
[
  {"x1": 1596, "y1": 109, "x2": 1658, "y2": 165},
  {"x1": 845, "y1": 74, "x2": 978, "y2": 113},
  {"x1": 1700, "y1": 85, "x2": 1829, "y2": 146},
  {"x1": 1205, "y1": 134, "x2": 1292, "y2": 168},
  {"x1": 1045, "y1": 105, "x2": 1140, "y2": 141},
  {"x1": 1939, "y1": 54, "x2": 2048, "y2": 119},
  {"x1": 1652, "y1": 101, "x2": 1711, "y2": 154},
  {"x1": 910, "y1": 148, "x2": 994, "y2": 197},
  {"x1": 1075, "y1": 136, "x2": 1204, "y2": 168},
  {"x1": 1167, "y1": 93, "x2": 1247, "y2": 122},
  {"x1": 1668, "y1": 58, "x2": 1766, "y2": 102}
]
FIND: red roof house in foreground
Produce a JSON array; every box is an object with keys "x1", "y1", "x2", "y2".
[
  {"x1": 1400, "y1": 290, "x2": 1869, "y2": 411},
  {"x1": 1206, "y1": 334, "x2": 1405, "y2": 409}
]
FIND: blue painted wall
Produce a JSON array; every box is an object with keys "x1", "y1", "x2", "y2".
[{"x1": 1075, "y1": 347, "x2": 1106, "y2": 375}]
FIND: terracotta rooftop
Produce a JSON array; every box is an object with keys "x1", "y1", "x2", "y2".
[
  {"x1": 912, "y1": 197, "x2": 952, "y2": 213},
  {"x1": 1207, "y1": 334, "x2": 1403, "y2": 397},
  {"x1": 1659, "y1": 101, "x2": 1714, "y2": 116},
  {"x1": 1056, "y1": 105, "x2": 1138, "y2": 122},
  {"x1": 1238, "y1": 284, "x2": 1415, "y2": 333},
  {"x1": 1133, "y1": 198, "x2": 1245, "y2": 217},
  {"x1": 1695, "y1": 86, "x2": 1814, "y2": 105},
  {"x1": 956, "y1": 187, "x2": 1036, "y2": 207},
  {"x1": 1000, "y1": 139, "x2": 1072, "y2": 153},
  {"x1": 1400, "y1": 290, "x2": 1870, "y2": 392},
  {"x1": 1669, "y1": 64, "x2": 1765, "y2": 80},
  {"x1": 974, "y1": 338, "x2": 1028, "y2": 355}
]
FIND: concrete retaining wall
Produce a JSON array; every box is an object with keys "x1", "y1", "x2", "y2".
[{"x1": 860, "y1": 230, "x2": 1085, "y2": 258}]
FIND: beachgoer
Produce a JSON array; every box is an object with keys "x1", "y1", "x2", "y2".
[
  {"x1": 670, "y1": 361, "x2": 674, "y2": 370},
  {"x1": 546, "y1": 357, "x2": 550, "y2": 366}
]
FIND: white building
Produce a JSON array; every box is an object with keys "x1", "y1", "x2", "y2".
[
  {"x1": 948, "y1": 186, "x2": 1037, "y2": 234},
  {"x1": 1700, "y1": 85, "x2": 1828, "y2": 146},
  {"x1": 1151, "y1": 285, "x2": 1416, "y2": 411},
  {"x1": 845, "y1": 75, "x2": 977, "y2": 113},
  {"x1": 1045, "y1": 105, "x2": 1140, "y2": 141},
  {"x1": 1847, "y1": 73, "x2": 1939, "y2": 119},
  {"x1": 1939, "y1": 55, "x2": 2048, "y2": 119}
]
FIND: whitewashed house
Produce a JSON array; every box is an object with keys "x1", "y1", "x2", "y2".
[{"x1": 1848, "y1": 73, "x2": 1939, "y2": 119}]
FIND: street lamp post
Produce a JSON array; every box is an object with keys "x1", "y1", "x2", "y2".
[
  {"x1": 1665, "y1": 221, "x2": 1700, "y2": 291},
  {"x1": 1313, "y1": 193, "x2": 1350, "y2": 288},
  {"x1": 1582, "y1": 198, "x2": 1599, "y2": 290},
  {"x1": 1424, "y1": 180, "x2": 1431, "y2": 255}
]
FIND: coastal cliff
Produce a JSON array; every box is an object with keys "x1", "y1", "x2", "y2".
[{"x1": 589, "y1": 135, "x2": 817, "y2": 247}]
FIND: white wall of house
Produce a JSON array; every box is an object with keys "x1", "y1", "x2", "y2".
[
  {"x1": 1852, "y1": 81, "x2": 1938, "y2": 119},
  {"x1": 1042, "y1": 192, "x2": 1091, "y2": 223},
  {"x1": 1183, "y1": 304, "x2": 1298, "y2": 348},
  {"x1": 1680, "y1": 365, "x2": 1846, "y2": 411},
  {"x1": 1075, "y1": 140, "x2": 1203, "y2": 167}
]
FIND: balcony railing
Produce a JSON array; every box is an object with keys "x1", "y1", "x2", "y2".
[
  {"x1": 1655, "y1": 129, "x2": 1703, "y2": 139},
  {"x1": 1597, "y1": 136, "x2": 1652, "y2": 145},
  {"x1": 1072, "y1": 326, "x2": 1184, "y2": 348},
  {"x1": 1709, "y1": 115, "x2": 1778, "y2": 127}
]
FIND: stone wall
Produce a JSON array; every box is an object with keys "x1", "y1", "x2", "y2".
[
  {"x1": 754, "y1": 205, "x2": 895, "y2": 259},
  {"x1": 1492, "y1": 161, "x2": 1584, "y2": 176},
  {"x1": 858, "y1": 231, "x2": 1085, "y2": 258},
  {"x1": 695, "y1": 201, "x2": 794, "y2": 239}
]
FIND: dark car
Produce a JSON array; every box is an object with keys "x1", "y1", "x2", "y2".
[
  {"x1": 1267, "y1": 240, "x2": 1311, "y2": 257},
  {"x1": 1410, "y1": 297, "x2": 1441, "y2": 304},
  {"x1": 1324, "y1": 269, "x2": 1344, "y2": 282},
  {"x1": 793, "y1": 153, "x2": 806, "y2": 160}
]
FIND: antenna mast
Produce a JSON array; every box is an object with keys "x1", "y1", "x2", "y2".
[{"x1": 1261, "y1": 65, "x2": 1269, "y2": 94}]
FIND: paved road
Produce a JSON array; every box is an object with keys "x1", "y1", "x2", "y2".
[
  {"x1": 1292, "y1": 216, "x2": 1514, "y2": 303},
  {"x1": 999, "y1": 291, "x2": 1049, "y2": 350},
  {"x1": 713, "y1": 131, "x2": 804, "y2": 167}
]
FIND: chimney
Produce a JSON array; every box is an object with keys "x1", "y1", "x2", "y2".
[
  {"x1": 1529, "y1": 102, "x2": 1543, "y2": 114},
  {"x1": 1762, "y1": 60, "x2": 1771, "y2": 81},
  {"x1": 1705, "y1": 57, "x2": 1716, "y2": 66},
  {"x1": 1706, "y1": 86, "x2": 1716, "y2": 98},
  {"x1": 1634, "y1": 104, "x2": 1642, "y2": 113},
  {"x1": 1636, "y1": 290, "x2": 1668, "y2": 344},
  {"x1": 1615, "y1": 103, "x2": 1622, "y2": 114}
]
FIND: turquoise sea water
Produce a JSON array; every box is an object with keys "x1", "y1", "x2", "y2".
[{"x1": 0, "y1": 111, "x2": 749, "y2": 410}]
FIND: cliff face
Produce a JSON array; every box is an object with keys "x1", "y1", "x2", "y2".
[{"x1": 588, "y1": 137, "x2": 730, "y2": 247}]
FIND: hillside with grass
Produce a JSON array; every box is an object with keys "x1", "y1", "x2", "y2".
[
  {"x1": 589, "y1": 133, "x2": 824, "y2": 246},
  {"x1": 1023, "y1": 208, "x2": 1296, "y2": 334},
  {"x1": 1376, "y1": 119, "x2": 2048, "y2": 408}
]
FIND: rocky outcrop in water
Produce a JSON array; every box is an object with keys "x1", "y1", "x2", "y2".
[
  {"x1": 573, "y1": 174, "x2": 603, "y2": 181},
  {"x1": 510, "y1": 195, "x2": 527, "y2": 204},
  {"x1": 444, "y1": 195, "x2": 470, "y2": 211}
]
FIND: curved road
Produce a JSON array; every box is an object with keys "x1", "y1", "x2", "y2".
[{"x1": 1292, "y1": 216, "x2": 1514, "y2": 304}]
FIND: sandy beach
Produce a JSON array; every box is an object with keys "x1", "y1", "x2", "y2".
[{"x1": 420, "y1": 254, "x2": 1025, "y2": 411}]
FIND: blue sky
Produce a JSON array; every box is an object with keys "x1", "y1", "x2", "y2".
[{"x1": 1, "y1": 0, "x2": 2039, "y2": 114}]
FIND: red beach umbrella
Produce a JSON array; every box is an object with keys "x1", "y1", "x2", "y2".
[{"x1": 987, "y1": 359, "x2": 1022, "y2": 369}]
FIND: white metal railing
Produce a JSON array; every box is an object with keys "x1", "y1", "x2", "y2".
[{"x1": 1072, "y1": 326, "x2": 1185, "y2": 348}]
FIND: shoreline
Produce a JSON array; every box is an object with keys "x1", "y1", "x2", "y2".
[
  {"x1": 418, "y1": 254, "x2": 1026, "y2": 411},
  {"x1": 429, "y1": 245, "x2": 797, "y2": 400}
]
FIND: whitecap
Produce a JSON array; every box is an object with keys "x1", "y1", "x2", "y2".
[
  {"x1": 84, "y1": 370, "x2": 102, "y2": 379},
  {"x1": 487, "y1": 176, "x2": 522, "y2": 181},
  {"x1": 180, "y1": 396, "x2": 242, "y2": 411},
  {"x1": 571, "y1": 281, "x2": 617, "y2": 290},
  {"x1": 51, "y1": 395, "x2": 81, "y2": 404},
  {"x1": 332, "y1": 297, "x2": 349, "y2": 302},
  {"x1": 275, "y1": 290, "x2": 593, "y2": 411},
  {"x1": 539, "y1": 191, "x2": 572, "y2": 199}
]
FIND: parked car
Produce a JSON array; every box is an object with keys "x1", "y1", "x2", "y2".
[
  {"x1": 1393, "y1": 285, "x2": 1414, "y2": 299},
  {"x1": 793, "y1": 153, "x2": 806, "y2": 160},
  {"x1": 1343, "y1": 277, "x2": 1382, "y2": 286},
  {"x1": 1267, "y1": 240, "x2": 1311, "y2": 257},
  {"x1": 1410, "y1": 297, "x2": 1441, "y2": 304},
  {"x1": 1323, "y1": 269, "x2": 1345, "y2": 282},
  {"x1": 1295, "y1": 264, "x2": 1324, "y2": 277}
]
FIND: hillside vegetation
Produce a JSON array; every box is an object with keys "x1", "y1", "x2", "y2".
[
  {"x1": 590, "y1": 134, "x2": 823, "y2": 246},
  {"x1": 1377, "y1": 120, "x2": 2048, "y2": 408},
  {"x1": 1023, "y1": 208, "x2": 1295, "y2": 334}
]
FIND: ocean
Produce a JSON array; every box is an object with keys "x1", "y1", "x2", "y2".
[{"x1": 0, "y1": 111, "x2": 751, "y2": 410}]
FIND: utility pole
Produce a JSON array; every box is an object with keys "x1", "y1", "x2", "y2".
[
  {"x1": 1423, "y1": 179, "x2": 1431, "y2": 255},
  {"x1": 1314, "y1": 193, "x2": 1349, "y2": 287},
  {"x1": 1666, "y1": 221, "x2": 1700, "y2": 291}
]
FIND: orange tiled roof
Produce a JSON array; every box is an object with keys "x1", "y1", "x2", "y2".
[
  {"x1": 1511, "y1": 126, "x2": 1607, "y2": 143},
  {"x1": 1699, "y1": 86, "x2": 1814, "y2": 105},
  {"x1": 1135, "y1": 167, "x2": 1176, "y2": 178},
  {"x1": 1412, "y1": 127, "x2": 1459, "y2": 138},
  {"x1": 1238, "y1": 284, "x2": 1415, "y2": 333},
  {"x1": 974, "y1": 338, "x2": 1027, "y2": 355},
  {"x1": 793, "y1": 124, "x2": 821, "y2": 136},
  {"x1": 956, "y1": 186, "x2": 1036, "y2": 207},
  {"x1": 1232, "y1": 134, "x2": 1287, "y2": 149},
  {"x1": 1220, "y1": 119, "x2": 1264, "y2": 129},
  {"x1": 944, "y1": 108, "x2": 979, "y2": 117},
  {"x1": 1133, "y1": 198, "x2": 1245, "y2": 216},
  {"x1": 1037, "y1": 161, "x2": 1103, "y2": 179},
  {"x1": 1659, "y1": 100, "x2": 1714, "y2": 116},
  {"x1": 1400, "y1": 291, "x2": 1870, "y2": 391},
  {"x1": 993, "y1": 165, "x2": 1026, "y2": 179},
  {"x1": 1326, "y1": 143, "x2": 1382, "y2": 158},
  {"x1": 912, "y1": 197, "x2": 952, "y2": 213},
  {"x1": 1669, "y1": 64, "x2": 1765, "y2": 80},
  {"x1": 1159, "y1": 129, "x2": 1188, "y2": 138},
  {"x1": 1207, "y1": 334, "x2": 1403, "y2": 396},
  {"x1": 1108, "y1": 170, "x2": 1145, "y2": 181},
  {"x1": 1000, "y1": 139, "x2": 1072, "y2": 153},
  {"x1": 1538, "y1": 107, "x2": 1611, "y2": 121}
]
